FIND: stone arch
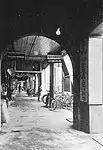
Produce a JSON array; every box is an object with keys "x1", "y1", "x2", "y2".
[
  {"x1": 0, "y1": 33, "x2": 84, "y2": 133},
  {"x1": 0, "y1": 33, "x2": 77, "y2": 122}
]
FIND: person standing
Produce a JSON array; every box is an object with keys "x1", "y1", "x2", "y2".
[
  {"x1": 1, "y1": 85, "x2": 8, "y2": 108},
  {"x1": 7, "y1": 86, "x2": 12, "y2": 102},
  {"x1": 18, "y1": 84, "x2": 21, "y2": 93}
]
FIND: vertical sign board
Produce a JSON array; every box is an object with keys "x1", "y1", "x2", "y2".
[{"x1": 80, "y1": 39, "x2": 88, "y2": 102}]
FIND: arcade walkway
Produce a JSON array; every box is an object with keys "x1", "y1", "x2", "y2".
[{"x1": 0, "y1": 91, "x2": 103, "y2": 150}]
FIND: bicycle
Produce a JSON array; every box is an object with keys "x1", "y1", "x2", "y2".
[
  {"x1": 42, "y1": 90, "x2": 73, "y2": 111},
  {"x1": 66, "y1": 94, "x2": 73, "y2": 110},
  {"x1": 26, "y1": 88, "x2": 35, "y2": 97},
  {"x1": 53, "y1": 92, "x2": 66, "y2": 109},
  {"x1": 50, "y1": 92, "x2": 73, "y2": 111},
  {"x1": 41, "y1": 90, "x2": 49, "y2": 104},
  {"x1": 41, "y1": 90, "x2": 57, "y2": 111}
]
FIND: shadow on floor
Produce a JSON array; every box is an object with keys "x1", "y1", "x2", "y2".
[{"x1": 0, "y1": 131, "x2": 8, "y2": 135}]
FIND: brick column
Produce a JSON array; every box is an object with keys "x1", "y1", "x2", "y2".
[
  {"x1": 73, "y1": 39, "x2": 89, "y2": 133},
  {"x1": 79, "y1": 39, "x2": 89, "y2": 133},
  {"x1": 73, "y1": 50, "x2": 81, "y2": 130},
  {"x1": 74, "y1": 37, "x2": 103, "y2": 133}
]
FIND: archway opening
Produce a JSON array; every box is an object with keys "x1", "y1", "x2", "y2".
[{"x1": 1, "y1": 34, "x2": 74, "y2": 132}]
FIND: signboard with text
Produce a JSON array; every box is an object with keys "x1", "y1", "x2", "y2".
[{"x1": 47, "y1": 55, "x2": 62, "y2": 63}]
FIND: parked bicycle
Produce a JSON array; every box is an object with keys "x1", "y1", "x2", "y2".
[
  {"x1": 50, "y1": 92, "x2": 73, "y2": 111},
  {"x1": 42, "y1": 90, "x2": 73, "y2": 111},
  {"x1": 41, "y1": 90, "x2": 57, "y2": 111},
  {"x1": 41, "y1": 90, "x2": 48, "y2": 104},
  {"x1": 65, "y1": 94, "x2": 73, "y2": 110},
  {"x1": 26, "y1": 88, "x2": 35, "y2": 97}
]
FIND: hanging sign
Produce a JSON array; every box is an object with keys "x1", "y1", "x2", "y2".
[{"x1": 47, "y1": 55, "x2": 62, "y2": 63}]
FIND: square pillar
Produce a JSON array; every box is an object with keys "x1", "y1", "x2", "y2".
[
  {"x1": 73, "y1": 49, "x2": 81, "y2": 130},
  {"x1": 76, "y1": 38, "x2": 103, "y2": 133},
  {"x1": 50, "y1": 63, "x2": 54, "y2": 98},
  {"x1": 79, "y1": 39, "x2": 89, "y2": 133},
  {"x1": 37, "y1": 73, "x2": 41, "y2": 101}
]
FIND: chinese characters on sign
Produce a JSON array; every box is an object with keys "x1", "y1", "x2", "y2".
[
  {"x1": 47, "y1": 55, "x2": 62, "y2": 63},
  {"x1": 80, "y1": 40, "x2": 88, "y2": 102}
]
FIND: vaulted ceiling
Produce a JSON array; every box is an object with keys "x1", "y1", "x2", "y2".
[
  {"x1": 7, "y1": 35, "x2": 60, "y2": 56},
  {"x1": 2, "y1": 0, "x2": 103, "y2": 49}
]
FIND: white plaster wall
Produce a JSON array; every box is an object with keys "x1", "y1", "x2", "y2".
[
  {"x1": 54, "y1": 63, "x2": 62, "y2": 93},
  {"x1": 45, "y1": 65, "x2": 50, "y2": 91},
  {"x1": 41, "y1": 65, "x2": 50, "y2": 96},
  {"x1": 27, "y1": 79, "x2": 30, "y2": 88},
  {"x1": 89, "y1": 105, "x2": 103, "y2": 133},
  {"x1": 35, "y1": 74, "x2": 38, "y2": 93},
  {"x1": 89, "y1": 38, "x2": 102, "y2": 104}
]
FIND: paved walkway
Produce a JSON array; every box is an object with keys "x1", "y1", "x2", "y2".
[{"x1": 0, "y1": 91, "x2": 103, "y2": 150}]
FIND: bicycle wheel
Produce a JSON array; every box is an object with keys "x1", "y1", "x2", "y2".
[
  {"x1": 48, "y1": 98, "x2": 57, "y2": 111},
  {"x1": 41, "y1": 94, "x2": 48, "y2": 104},
  {"x1": 60, "y1": 96, "x2": 67, "y2": 109},
  {"x1": 56, "y1": 100, "x2": 63, "y2": 110},
  {"x1": 66, "y1": 99, "x2": 72, "y2": 110}
]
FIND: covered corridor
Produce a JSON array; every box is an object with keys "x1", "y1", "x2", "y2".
[{"x1": 0, "y1": 0, "x2": 103, "y2": 149}]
